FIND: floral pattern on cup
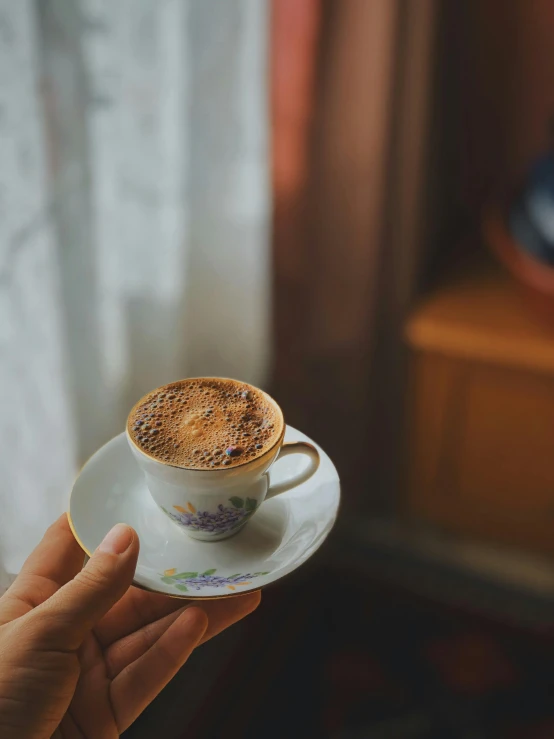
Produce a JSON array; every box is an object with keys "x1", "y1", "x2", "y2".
[
  {"x1": 161, "y1": 497, "x2": 258, "y2": 535},
  {"x1": 160, "y1": 567, "x2": 270, "y2": 592}
]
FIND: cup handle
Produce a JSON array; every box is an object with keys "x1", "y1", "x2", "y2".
[{"x1": 266, "y1": 441, "x2": 320, "y2": 500}]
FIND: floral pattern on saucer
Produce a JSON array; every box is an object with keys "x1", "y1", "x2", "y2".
[
  {"x1": 161, "y1": 497, "x2": 258, "y2": 535},
  {"x1": 161, "y1": 568, "x2": 270, "y2": 592}
]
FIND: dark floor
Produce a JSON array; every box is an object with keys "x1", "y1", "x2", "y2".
[{"x1": 128, "y1": 566, "x2": 554, "y2": 739}]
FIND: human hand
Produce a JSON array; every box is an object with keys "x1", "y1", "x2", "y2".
[{"x1": 0, "y1": 515, "x2": 260, "y2": 738}]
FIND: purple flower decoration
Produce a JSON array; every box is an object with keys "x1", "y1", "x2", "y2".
[
  {"x1": 161, "y1": 567, "x2": 270, "y2": 592},
  {"x1": 162, "y1": 496, "x2": 258, "y2": 535}
]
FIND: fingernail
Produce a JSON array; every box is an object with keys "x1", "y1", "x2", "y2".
[{"x1": 98, "y1": 523, "x2": 134, "y2": 555}]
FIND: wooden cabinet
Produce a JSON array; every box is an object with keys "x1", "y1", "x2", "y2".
[{"x1": 405, "y1": 257, "x2": 554, "y2": 556}]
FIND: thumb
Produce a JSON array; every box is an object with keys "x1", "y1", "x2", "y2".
[{"x1": 27, "y1": 523, "x2": 139, "y2": 650}]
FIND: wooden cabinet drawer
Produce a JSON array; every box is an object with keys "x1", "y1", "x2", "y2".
[{"x1": 406, "y1": 352, "x2": 554, "y2": 555}]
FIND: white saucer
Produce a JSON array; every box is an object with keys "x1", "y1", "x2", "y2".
[{"x1": 68, "y1": 426, "x2": 340, "y2": 599}]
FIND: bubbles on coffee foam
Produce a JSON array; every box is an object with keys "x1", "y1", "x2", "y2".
[{"x1": 128, "y1": 378, "x2": 280, "y2": 469}]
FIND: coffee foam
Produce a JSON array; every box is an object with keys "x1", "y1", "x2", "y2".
[{"x1": 127, "y1": 378, "x2": 282, "y2": 469}]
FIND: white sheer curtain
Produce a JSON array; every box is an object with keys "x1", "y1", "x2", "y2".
[{"x1": 0, "y1": 0, "x2": 270, "y2": 586}]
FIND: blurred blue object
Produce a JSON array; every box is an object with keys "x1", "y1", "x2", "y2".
[{"x1": 509, "y1": 151, "x2": 554, "y2": 266}]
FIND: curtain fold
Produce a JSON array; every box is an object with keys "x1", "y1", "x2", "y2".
[
  {"x1": 272, "y1": 0, "x2": 437, "y2": 513},
  {"x1": 0, "y1": 0, "x2": 270, "y2": 582}
]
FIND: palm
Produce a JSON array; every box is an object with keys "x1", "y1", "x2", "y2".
[{"x1": 59, "y1": 587, "x2": 259, "y2": 736}]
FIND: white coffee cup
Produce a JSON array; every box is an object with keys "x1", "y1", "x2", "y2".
[{"x1": 126, "y1": 380, "x2": 319, "y2": 541}]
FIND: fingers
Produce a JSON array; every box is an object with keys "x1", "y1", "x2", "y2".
[
  {"x1": 95, "y1": 585, "x2": 261, "y2": 649},
  {"x1": 198, "y1": 590, "x2": 261, "y2": 645},
  {"x1": 94, "y1": 586, "x2": 185, "y2": 648},
  {"x1": 105, "y1": 606, "x2": 189, "y2": 678},
  {"x1": 25, "y1": 524, "x2": 139, "y2": 650},
  {"x1": 112, "y1": 607, "x2": 208, "y2": 732},
  {"x1": 104, "y1": 591, "x2": 261, "y2": 677},
  {"x1": 0, "y1": 515, "x2": 84, "y2": 625}
]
